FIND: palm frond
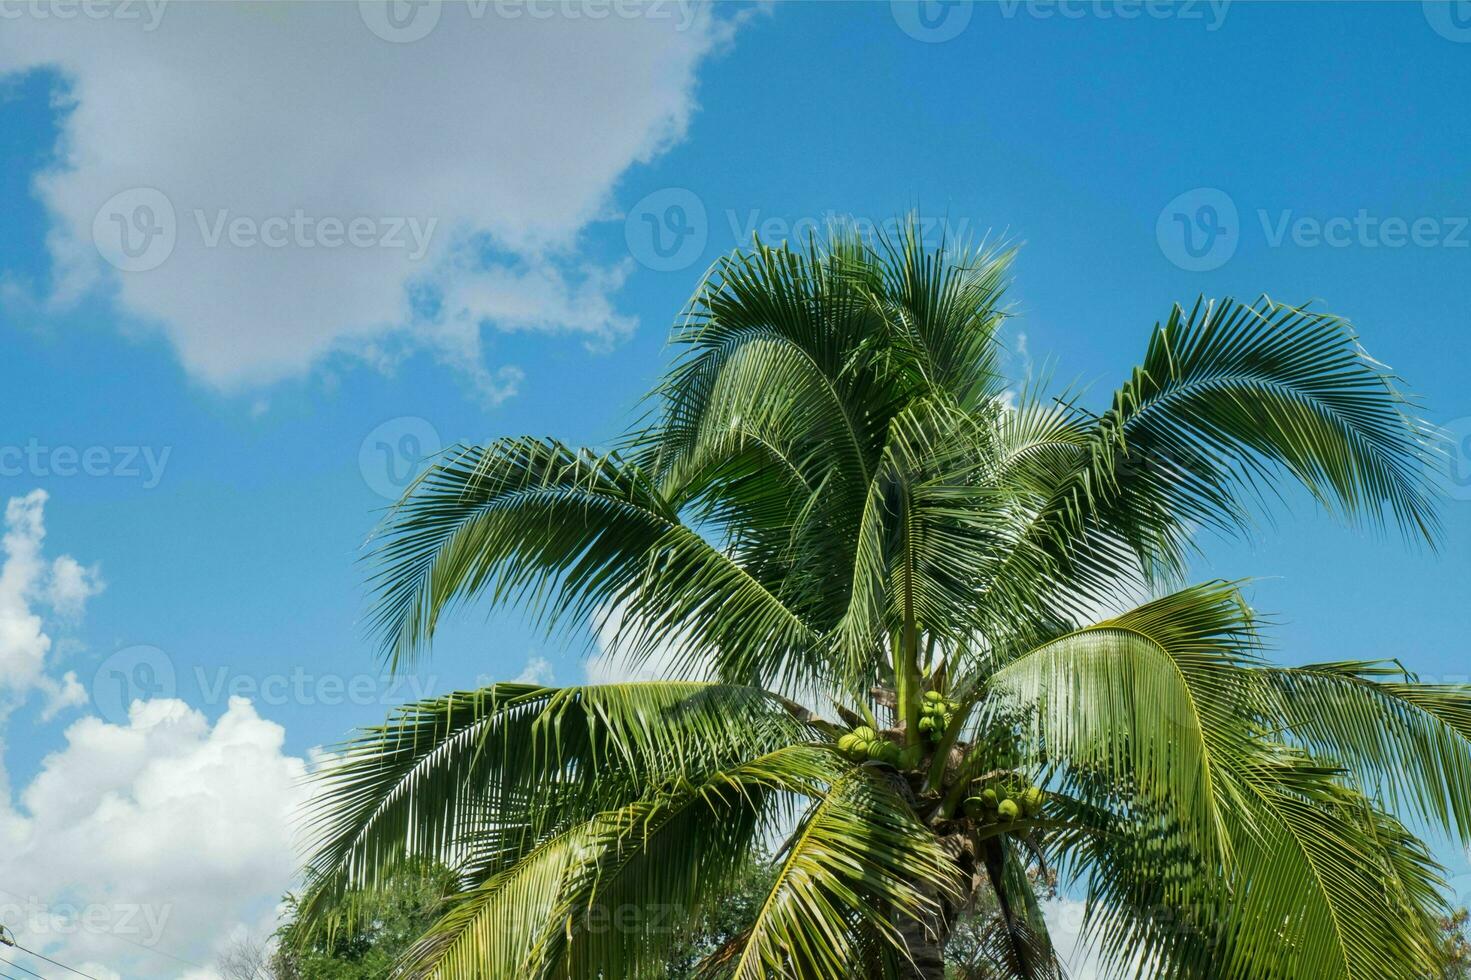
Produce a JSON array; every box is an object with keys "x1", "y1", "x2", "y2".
[
  {"x1": 721, "y1": 766, "x2": 963, "y2": 979},
  {"x1": 986, "y1": 582, "x2": 1265, "y2": 863},
  {"x1": 398, "y1": 745, "x2": 840, "y2": 979},
  {"x1": 366, "y1": 438, "x2": 826, "y2": 688},
  {"x1": 1261, "y1": 660, "x2": 1471, "y2": 841},
  {"x1": 298, "y1": 681, "x2": 812, "y2": 932}
]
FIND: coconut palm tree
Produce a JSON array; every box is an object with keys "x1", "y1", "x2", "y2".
[{"x1": 302, "y1": 223, "x2": 1471, "y2": 979}]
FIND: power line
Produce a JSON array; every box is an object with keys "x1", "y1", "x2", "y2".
[
  {"x1": 0, "y1": 954, "x2": 47, "y2": 980},
  {"x1": 0, "y1": 889, "x2": 201, "y2": 973},
  {"x1": 5, "y1": 947, "x2": 95, "y2": 980}
]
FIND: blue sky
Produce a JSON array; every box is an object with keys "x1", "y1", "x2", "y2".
[{"x1": 2, "y1": 2, "x2": 1470, "y2": 975}]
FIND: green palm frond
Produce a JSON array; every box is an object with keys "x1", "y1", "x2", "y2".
[
  {"x1": 399, "y1": 745, "x2": 840, "y2": 979},
  {"x1": 366, "y1": 439, "x2": 826, "y2": 688},
  {"x1": 986, "y1": 581, "x2": 1263, "y2": 862},
  {"x1": 298, "y1": 681, "x2": 812, "y2": 933},
  {"x1": 1067, "y1": 754, "x2": 1447, "y2": 980},
  {"x1": 717, "y1": 766, "x2": 963, "y2": 979},
  {"x1": 305, "y1": 221, "x2": 1453, "y2": 980},
  {"x1": 1098, "y1": 296, "x2": 1439, "y2": 546},
  {"x1": 1261, "y1": 660, "x2": 1471, "y2": 840}
]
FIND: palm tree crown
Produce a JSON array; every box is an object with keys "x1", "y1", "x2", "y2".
[{"x1": 303, "y1": 222, "x2": 1468, "y2": 979}]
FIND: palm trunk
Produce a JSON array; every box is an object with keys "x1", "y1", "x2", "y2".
[
  {"x1": 898, "y1": 902, "x2": 956, "y2": 980},
  {"x1": 898, "y1": 832, "x2": 974, "y2": 980}
]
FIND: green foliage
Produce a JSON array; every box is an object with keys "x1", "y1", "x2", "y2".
[
  {"x1": 300, "y1": 219, "x2": 1466, "y2": 979},
  {"x1": 273, "y1": 865, "x2": 456, "y2": 979}
]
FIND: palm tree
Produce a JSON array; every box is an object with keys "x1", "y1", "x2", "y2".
[{"x1": 302, "y1": 222, "x2": 1471, "y2": 979}]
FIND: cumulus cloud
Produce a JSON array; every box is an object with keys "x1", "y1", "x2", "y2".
[
  {"x1": 513, "y1": 654, "x2": 556, "y2": 685},
  {"x1": 0, "y1": 490, "x2": 102, "y2": 704},
  {"x1": 0, "y1": 494, "x2": 305, "y2": 978},
  {"x1": 0, "y1": 0, "x2": 743, "y2": 400},
  {"x1": 0, "y1": 697, "x2": 308, "y2": 978}
]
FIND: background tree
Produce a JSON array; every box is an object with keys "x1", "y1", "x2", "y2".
[
  {"x1": 300, "y1": 222, "x2": 1469, "y2": 979},
  {"x1": 243, "y1": 865, "x2": 456, "y2": 979}
]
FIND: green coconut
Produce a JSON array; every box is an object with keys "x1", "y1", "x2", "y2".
[
  {"x1": 980, "y1": 788, "x2": 999, "y2": 810},
  {"x1": 963, "y1": 796, "x2": 986, "y2": 818},
  {"x1": 836, "y1": 733, "x2": 859, "y2": 754},
  {"x1": 924, "y1": 690, "x2": 944, "y2": 702},
  {"x1": 1020, "y1": 787, "x2": 1045, "y2": 815},
  {"x1": 897, "y1": 745, "x2": 923, "y2": 770},
  {"x1": 998, "y1": 799, "x2": 1020, "y2": 823},
  {"x1": 852, "y1": 726, "x2": 877, "y2": 743},
  {"x1": 867, "y1": 739, "x2": 891, "y2": 762}
]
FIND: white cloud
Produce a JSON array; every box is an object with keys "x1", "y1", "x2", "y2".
[
  {"x1": 513, "y1": 654, "x2": 556, "y2": 685},
  {"x1": 0, "y1": 490, "x2": 102, "y2": 702},
  {"x1": 0, "y1": 697, "x2": 308, "y2": 979},
  {"x1": 0, "y1": 494, "x2": 303, "y2": 978},
  {"x1": 1045, "y1": 896, "x2": 1158, "y2": 979},
  {"x1": 46, "y1": 554, "x2": 104, "y2": 618},
  {"x1": 584, "y1": 602, "x2": 712, "y2": 686},
  {"x1": 0, "y1": 1, "x2": 743, "y2": 400}
]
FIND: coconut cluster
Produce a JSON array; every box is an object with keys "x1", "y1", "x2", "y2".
[
  {"x1": 837, "y1": 726, "x2": 923, "y2": 770},
  {"x1": 916, "y1": 690, "x2": 957, "y2": 742},
  {"x1": 962, "y1": 778, "x2": 1045, "y2": 827}
]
